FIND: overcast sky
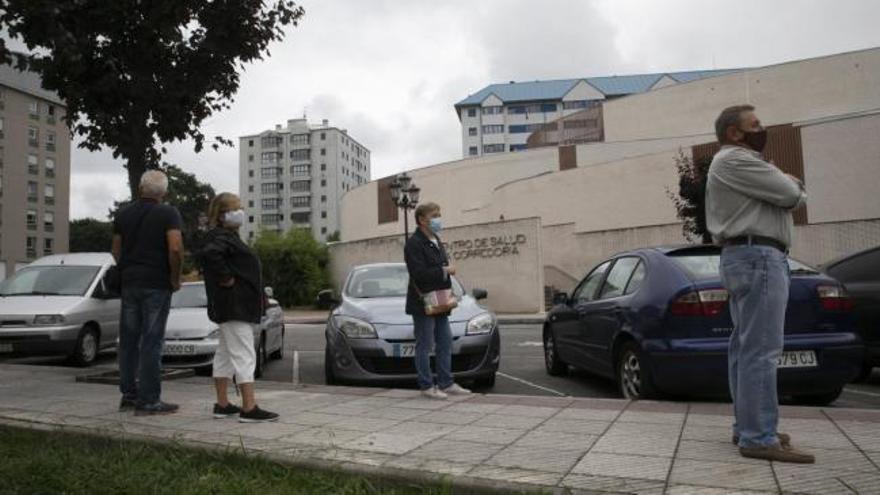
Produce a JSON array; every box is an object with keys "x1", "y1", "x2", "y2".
[{"x1": 68, "y1": 0, "x2": 880, "y2": 220}]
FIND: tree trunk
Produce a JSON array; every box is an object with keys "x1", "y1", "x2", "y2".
[{"x1": 126, "y1": 154, "x2": 146, "y2": 200}]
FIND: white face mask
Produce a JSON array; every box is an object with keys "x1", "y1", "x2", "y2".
[{"x1": 223, "y1": 209, "x2": 246, "y2": 228}]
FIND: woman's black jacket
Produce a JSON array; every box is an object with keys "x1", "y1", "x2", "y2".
[
  {"x1": 197, "y1": 227, "x2": 264, "y2": 324},
  {"x1": 404, "y1": 228, "x2": 452, "y2": 316}
]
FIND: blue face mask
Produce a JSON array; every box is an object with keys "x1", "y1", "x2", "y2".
[{"x1": 429, "y1": 217, "x2": 442, "y2": 234}]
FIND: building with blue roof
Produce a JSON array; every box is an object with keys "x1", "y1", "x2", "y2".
[{"x1": 455, "y1": 69, "x2": 741, "y2": 157}]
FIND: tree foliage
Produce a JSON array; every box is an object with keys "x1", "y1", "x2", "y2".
[
  {"x1": 69, "y1": 218, "x2": 113, "y2": 253},
  {"x1": 0, "y1": 0, "x2": 304, "y2": 198},
  {"x1": 667, "y1": 149, "x2": 713, "y2": 244},
  {"x1": 253, "y1": 229, "x2": 330, "y2": 308}
]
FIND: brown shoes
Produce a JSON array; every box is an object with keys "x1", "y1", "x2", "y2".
[
  {"x1": 732, "y1": 432, "x2": 791, "y2": 447},
  {"x1": 740, "y1": 444, "x2": 815, "y2": 464}
]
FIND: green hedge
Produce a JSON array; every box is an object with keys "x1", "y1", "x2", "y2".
[{"x1": 253, "y1": 228, "x2": 330, "y2": 308}]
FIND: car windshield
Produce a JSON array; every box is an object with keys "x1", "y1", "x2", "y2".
[
  {"x1": 171, "y1": 284, "x2": 208, "y2": 308},
  {"x1": 0, "y1": 265, "x2": 100, "y2": 296},
  {"x1": 345, "y1": 265, "x2": 464, "y2": 298},
  {"x1": 670, "y1": 254, "x2": 818, "y2": 280}
]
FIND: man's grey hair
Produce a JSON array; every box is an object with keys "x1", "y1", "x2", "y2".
[
  {"x1": 715, "y1": 104, "x2": 755, "y2": 143},
  {"x1": 139, "y1": 169, "x2": 169, "y2": 197}
]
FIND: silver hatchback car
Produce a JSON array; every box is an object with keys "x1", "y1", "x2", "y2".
[{"x1": 0, "y1": 253, "x2": 119, "y2": 366}]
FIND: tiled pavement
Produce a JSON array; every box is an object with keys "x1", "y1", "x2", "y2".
[{"x1": 1, "y1": 364, "x2": 879, "y2": 494}]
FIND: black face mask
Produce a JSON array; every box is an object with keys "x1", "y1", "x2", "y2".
[{"x1": 739, "y1": 128, "x2": 768, "y2": 153}]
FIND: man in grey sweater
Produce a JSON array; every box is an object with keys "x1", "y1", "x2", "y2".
[{"x1": 705, "y1": 105, "x2": 813, "y2": 463}]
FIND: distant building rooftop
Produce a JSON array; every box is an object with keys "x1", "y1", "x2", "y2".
[{"x1": 0, "y1": 62, "x2": 65, "y2": 106}]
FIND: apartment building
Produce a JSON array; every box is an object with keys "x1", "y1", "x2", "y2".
[
  {"x1": 0, "y1": 64, "x2": 70, "y2": 279},
  {"x1": 239, "y1": 118, "x2": 370, "y2": 243},
  {"x1": 454, "y1": 69, "x2": 739, "y2": 157}
]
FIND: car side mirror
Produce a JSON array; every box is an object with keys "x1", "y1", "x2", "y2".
[
  {"x1": 472, "y1": 288, "x2": 488, "y2": 300},
  {"x1": 264, "y1": 286, "x2": 274, "y2": 298},
  {"x1": 317, "y1": 289, "x2": 340, "y2": 308},
  {"x1": 552, "y1": 291, "x2": 569, "y2": 306}
]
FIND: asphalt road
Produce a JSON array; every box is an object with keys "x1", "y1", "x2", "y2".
[{"x1": 4, "y1": 322, "x2": 880, "y2": 409}]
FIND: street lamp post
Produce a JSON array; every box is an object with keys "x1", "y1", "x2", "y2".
[{"x1": 389, "y1": 172, "x2": 420, "y2": 240}]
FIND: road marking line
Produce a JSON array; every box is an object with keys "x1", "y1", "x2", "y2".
[
  {"x1": 292, "y1": 350, "x2": 300, "y2": 387},
  {"x1": 496, "y1": 371, "x2": 568, "y2": 397},
  {"x1": 843, "y1": 387, "x2": 880, "y2": 398},
  {"x1": 516, "y1": 341, "x2": 544, "y2": 347}
]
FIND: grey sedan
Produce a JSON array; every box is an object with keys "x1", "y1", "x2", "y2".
[{"x1": 320, "y1": 263, "x2": 500, "y2": 388}]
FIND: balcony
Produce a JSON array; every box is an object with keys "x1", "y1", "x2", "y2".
[
  {"x1": 26, "y1": 249, "x2": 36, "y2": 259},
  {"x1": 27, "y1": 195, "x2": 38, "y2": 203},
  {"x1": 45, "y1": 197, "x2": 54, "y2": 206},
  {"x1": 44, "y1": 224, "x2": 54, "y2": 233},
  {"x1": 46, "y1": 143, "x2": 55, "y2": 152}
]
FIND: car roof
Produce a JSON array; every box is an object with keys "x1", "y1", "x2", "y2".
[
  {"x1": 602, "y1": 244, "x2": 722, "y2": 259},
  {"x1": 28, "y1": 252, "x2": 114, "y2": 267},
  {"x1": 821, "y1": 245, "x2": 880, "y2": 271}
]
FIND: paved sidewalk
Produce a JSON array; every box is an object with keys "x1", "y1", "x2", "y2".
[{"x1": 2, "y1": 364, "x2": 878, "y2": 494}]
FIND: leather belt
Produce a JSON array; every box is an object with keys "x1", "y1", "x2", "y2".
[{"x1": 723, "y1": 235, "x2": 788, "y2": 254}]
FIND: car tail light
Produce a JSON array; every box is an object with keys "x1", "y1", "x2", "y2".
[
  {"x1": 816, "y1": 285, "x2": 854, "y2": 312},
  {"x1": 670, "y1": 289, "x2": 729, "y2": 317}
]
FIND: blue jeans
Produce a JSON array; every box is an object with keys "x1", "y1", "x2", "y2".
[
  {"x1": 118, "y1": 287, "x2": 172, "y2": 406},
  {"x1": 721, "y1": 245, "x2": 790, "y2": 448},
  {"x1": 412, "y1": 313, "x2": 453, "y2": 390}
]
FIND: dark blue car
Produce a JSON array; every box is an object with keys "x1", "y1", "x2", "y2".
[{"x1": 543, "y1": 245, "x2": 863, "y2": 405}]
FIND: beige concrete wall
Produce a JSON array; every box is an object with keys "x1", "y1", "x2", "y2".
[
  {"x1": 330, "y1": 217, "x2": 544, "y2": 313},
  {"x1": 800, "y1": 112, "x2": 880, "y2": 224},
  {"x1": 791, "y1": 219, "x2": 880, "y2": 267},
  {"x1": 604, "y1": 48, "x2": 880, "y2": 142}
]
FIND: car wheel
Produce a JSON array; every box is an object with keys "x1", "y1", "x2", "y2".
[
  {"x1": 793, "y1": 387, "x2": 843, "y2": 407},
  {"x1": 474, "y1": 373, "x2": 496, "y2": 389},
  {"x1": 616, "y1": 341, "x2": 656, "y2": 400},
  {"x1": 270, "y1": 328, "x2": 284, "y2": 360},
  {"x1": 254, "y1": 333, "x2": 267, "y2": 379},
  {"x1": 543, "y1": 329, "x2": 567, "y2": 376},
  {"x1": 70, "y1": 326, "x2": 99, "y2": 367},
  {"x1": 324, "y1": 346, "x2": 337, "y2": 385}
]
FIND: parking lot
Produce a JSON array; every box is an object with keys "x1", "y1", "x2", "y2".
[{"x1": 9, "y1": 321, "x2": 878, "y2": 409}]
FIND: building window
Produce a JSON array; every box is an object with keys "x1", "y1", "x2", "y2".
[
  {"x1": 260, "y1": 135, "x2": 282, "y2": 147},
  {"x1": 28, "y1": 127, "x2": 39, "y2": 147},
  {"x1": 0, "y1": 117, "x2": 4, "y2": 138},
  {"x1": 290, "y1": 196, "x2": 310, "y2": 207},
  {"x1": 248, "y1": 200, "x2": 254, "y2": 207},
  {"x1": 468, "y1": 146, "x2": 478, "y2": 156},
  {"x1": 28, "y1": 101, "x2": 38, "y2": 119},
  {"x1": 248, "y1": 154, "x2": 254, "y2": 163},
  {"x1": 28, "y1": 154, "x2": 39, "y2": 174},
  {"x1": 248, "y1": 170, "x2": 254, "y2": 178},
  {"x1": 290, "y1": 180, "x2": 310, "y2": 192},
  {"x1": 467, "y1": 108, "x2": 476, "y2": 117},
  {"x1": 27, "y1": 181, "x2": 38, "y2": 202},
  {"x1": 291, "y1": 212, "x2": 310, "y2": 224},
  {"x1": 481, "y1": 125, "x2": 504, "y2": 134},
  {"x1": 320, "y1": 163, "x2": 326, "y2": 171},
  {"x1": 321, "y1": 195, "x2": 326, "y2": 203},
  {"x1": 563, "y1": 119, "x2": 598, "y2": 129},
  {"x1": 482, "y1": 144, "x2": 505, "y2": 154},
  {"x1": 320, "y1": 132, "x2": 326, "y2": 140},
  {"x1": 481, "y1": 106, "x2": 503, "y2": 115},
  {"x1": 510, "y1": 144, "x2": 528, "y2": 152},
  {"x1": 43, "y1": 211, "x2": 54, "y2": 232},
  {"x1": 26, "y1": 237, "x2": 36, "y2": 258},
  {"x1": 43, "y1": 237, "x2": 53, "y2": 255},
  {"x1": 45, "y1": 131, "x2": 56, "y2": 151},
  {"x1": 261, "y1": 198, "x2": 282, "y2": 210},
  {"x1": 290, "y1": 134, "x2": 310, "y2": 146},
  {"x1": 468, "y1": 127, "x2": 477, "y2": 136},
  {"x1": 290, "y1": 149, "x2": 310, "y2": 161},
  {"x1": 261, "y1": 152, "x2": 281, "y2": 164},
  {"x1": 508, "y1": 123, "x2": 557, "y2": 133},
  {"x1": 248, "y1": 139, "x2": 254, "y2": 147},
  {"x1": 248, "y1": 215, "x2": 254, "y2": 223},
  {"x1": 320, "y1": 148, "x2": 326, "y2": 156},
  {"x1": 321, "y1": 211, "x2": 327, "y2": 219},
  {"x1": 290, "y1": 164, "x2": 310, "y2": 176},
  {"x1": 562, "y1": 100, "x2": 599, "y2": 110},
  {"x1": 248, "y1": 185, "x2": 254, "y2": 192},
  {"x1": 261, "y1": 213, "x2": 283, "y2": 224},
  {"x1": 321, "y1": 227, "x2": 327, "y2": 234},
  {"x1": 261, "y1": 183, "x2": 281, "y2": 194},
  {"x1": 507, "y1": 103, "x2": 556, "y2": 115},
  {"x1": 261, "y1": 167, "x2": 281, "y2": 179},
  {"x1": 320, "y1": 179, "x2": 326, "y2": 187},
  {"x1": 26, "y1": 209, "x2": 37, "y2": 230},
  {"x1": 45, "y1": 158, "x2": 55, "y2": 178},
  {"x1": 44, "y1": 184, "x2": 54, "y2": 205}
]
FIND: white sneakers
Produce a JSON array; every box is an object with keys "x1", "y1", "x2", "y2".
[
  {"x1": 420, "y1": 383, "x2": 473, "y2": 400},
  {"x1": 441, "y1": 383, "x2": 472, "y2": 395}
]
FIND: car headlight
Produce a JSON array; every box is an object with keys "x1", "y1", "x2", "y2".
[
  {"x1": 466, "y1": 313, "x2": 496, "y2": 335},
  {"x1": 207, "y1": 328, "x2": 220, "y2": 339},
  {"x1": 33, "y1": 314, "x2": 64, "y2": 326},
  {"x1": 332, "y1": 315, "x2": 377, "y2": 339}
]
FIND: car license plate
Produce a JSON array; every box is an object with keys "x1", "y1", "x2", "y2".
[
  {"x1": 0, "y1": 343, "x2": 12, "y2": 353},
  {"x1": 164, "y1": 344, "x2": 196, "y2": 356},
  {"x1": 778, "y1": 350, "x2": 817, "y2": 368},
  {"x1": 392, "y1": 343, "x2": 416, "y2": 358}
]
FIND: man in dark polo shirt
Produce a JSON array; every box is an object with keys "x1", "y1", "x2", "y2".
[{"x1": 112, "y1": 170, "x2": 184, "y2": 415}]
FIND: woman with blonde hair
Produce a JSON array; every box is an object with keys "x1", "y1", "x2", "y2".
[{"x1": 198, "y1": 192, "x2": 278, "y2": 422}]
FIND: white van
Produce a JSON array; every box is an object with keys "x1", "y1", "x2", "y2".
[{"x1": 0, "y1": 253, "x2": 119, "y2": 366}]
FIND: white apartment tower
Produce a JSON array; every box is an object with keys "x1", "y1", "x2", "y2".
[{"x1": 239, "y1": 118, "x2": 371, "y2": 243}]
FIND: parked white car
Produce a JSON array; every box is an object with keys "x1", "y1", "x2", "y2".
[
  {"x1": 0, "y1": 253, "x2": 119, "y2": 366},
  {"x1": 162, "y1": 281, "x2": 285, "y2": 378}
]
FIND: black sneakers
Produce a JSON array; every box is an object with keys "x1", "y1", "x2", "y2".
[
  {"x1": 134, "y1": 401, "x2": 180, "y2": 416},
  {"x1": 239, "y1": 405, "x2": 279, "y2": 423},
  {"x1": 119, "y1": 397, "x2": 137, "y2": 412},
  {"x1": 213, "y1": 403, "x2": 242, "y2": 419}
]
